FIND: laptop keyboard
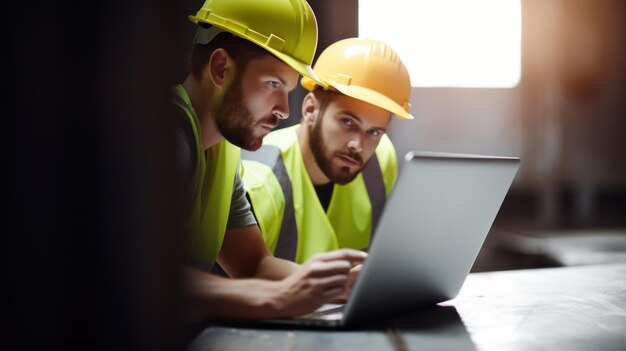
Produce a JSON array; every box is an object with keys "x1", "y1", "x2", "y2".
[{"x1": 295, "y1": 305, "x2": 345, "y2": 321}]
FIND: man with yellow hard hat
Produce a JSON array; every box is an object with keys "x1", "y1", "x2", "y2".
[
  {"x1": 241, "y1": 38, "x2": 412, "y2": 271},
  {"x1": 174, "y1": 0, "x2": 367, "y2": 322}
]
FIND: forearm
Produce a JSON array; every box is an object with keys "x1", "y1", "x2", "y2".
[
  {"x1": 182, "y1": 265, "x2": 282, "y2": 322},
  {"x1": 218, "y1": 225, "x2": 298, "y2": 280},
  {"x1": 253, "y1": 255, "x2": 299, "y2": 280},
  {"x1": 182, "y1": 249, "x2": 368, "y2": 323}
]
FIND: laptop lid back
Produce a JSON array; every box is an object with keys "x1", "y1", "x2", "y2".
[{"x1": 343, "y1": 152, "x2": 520, "y2": 325}]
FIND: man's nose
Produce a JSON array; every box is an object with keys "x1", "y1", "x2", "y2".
[
  {"x1": 347, "y1": 135, "x2": 364, "y2": 153},
  {"x1": 273, "y1": 93, "x2": 289, "y2": 120}
]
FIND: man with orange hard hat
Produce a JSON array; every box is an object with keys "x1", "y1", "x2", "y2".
[{"x1": 241, "y1": 38, "x2": 413, "y2": 293}]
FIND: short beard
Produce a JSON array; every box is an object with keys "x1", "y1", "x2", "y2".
[
  {"x1": 214, "y1": 75, "x2": 274, "y2": 151},
  {"x1": 309, "y1": 114, "x2": 363, "y2": 185}
]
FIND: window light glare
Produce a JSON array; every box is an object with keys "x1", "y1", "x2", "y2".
[{"x1": 358, "y1": 0, "x2": 521, "y2": 88}]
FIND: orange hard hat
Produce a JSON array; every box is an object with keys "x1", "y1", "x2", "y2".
[{"x1": 301, "y1": 38, "x2": 412, "y2": 119}]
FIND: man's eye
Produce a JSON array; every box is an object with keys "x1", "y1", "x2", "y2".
[
  {"x1": 268, "y1": 81, "x2": 279, "y2": 88},
  {"x1": 369, "y1": 129, "x2": 382, "y2": 137},
  {"x1": 342, "y1": 118, "x2": 353, "y2": 126}
]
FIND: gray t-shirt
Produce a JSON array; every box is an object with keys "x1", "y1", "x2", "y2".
[
  {"x1": 227, "y1": 170, "x2": 257, "y2": 229},
  {"x1": 176, "y1": 110, "x2": 256, "y2": 230}
]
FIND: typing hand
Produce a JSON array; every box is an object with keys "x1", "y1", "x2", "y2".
[
  {"x1": 330, "y1": 263, "x2": 363, "y2": 303},
  {"x1": 270, "y1": 249, "x2": 367, "y2": 317}
]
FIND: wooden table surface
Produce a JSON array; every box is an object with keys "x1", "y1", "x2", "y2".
[{"x1": 188, "y1": 263, "x2": 626, "y2": 351}]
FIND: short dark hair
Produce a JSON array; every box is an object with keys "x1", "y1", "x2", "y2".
[
  {"x1": 311, "y1": 86, "x2": 339, "y2": 112},
  {"x1": 189, "y1": 31, "x2": 269, "y2": 80}
]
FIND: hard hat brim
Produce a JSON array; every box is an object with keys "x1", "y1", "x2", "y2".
[
  {"x1": 302, "y1": 78, "x2": 413, "y2": 120},
  {"x1": 265, "y1": 48, "x2": 328, "y2": 89},
  {"x1": 332, "y1": 84, "x2": 414, "y2": 119},
  {"x1": 335, "y1": 84, "x2": 413, "y2": 120}
]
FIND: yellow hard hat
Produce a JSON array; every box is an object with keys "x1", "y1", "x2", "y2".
[
  {"x1": 301, "y1": 38, "x2": 413, "y2": 119},
  {"x1": 189, "y1": 0, "x2": 325, "y2": 87}
]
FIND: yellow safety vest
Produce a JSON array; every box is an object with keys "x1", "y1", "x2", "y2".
[
  {"x1": 242, "y1": 125, "x2": 397, "y2": 263},
  {"x1": 172, "y1": 85, "x2": 240, "y2": 270}
]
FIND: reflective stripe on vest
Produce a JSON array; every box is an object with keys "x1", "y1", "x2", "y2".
[
  {"x1": 172, "y1": 85, "x2": 240, "y2": 270},
  {"x1": 241, "y1": 125, "x2": 397, "y2": 263},
  {"x1": 241, "y1": 146, "x2": 298, "y2": 261},
  {"x1": 360, "y1": 153, "x2": 386, "y2": 236}
]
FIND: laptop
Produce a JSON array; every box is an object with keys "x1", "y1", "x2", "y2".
[{"x1": 254, "y1": 151, "x2": 520, "y2": 328}]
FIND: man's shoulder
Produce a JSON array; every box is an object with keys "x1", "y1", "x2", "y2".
[
  {"x1": 375, "y1": 133, "x2": 397, "y2": 162},
  {"x1": 378, "y1": 132, "x2": 395, "y2": 149},
  {"x1": 263, "y1": 125, "x2": 299, "y2": 149},
  {"x1": 240, "y1": 125, "x2": 298, "y2": 166}
]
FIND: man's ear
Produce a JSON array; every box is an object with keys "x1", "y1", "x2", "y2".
[
  {"x1": 302, "y1": 92, "x2": 319, "y2": 125},
  {"x1": 207, "y1": 48, "x2": 234, "y2": 88}
]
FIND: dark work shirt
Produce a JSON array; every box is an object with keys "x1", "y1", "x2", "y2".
[{"x1": 314, "y1": 182, "x2": 334, "y2": 212}]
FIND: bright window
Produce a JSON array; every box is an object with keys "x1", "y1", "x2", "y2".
[{"x1": 359, "y1": 0, "x2": 521, "y2": 88}]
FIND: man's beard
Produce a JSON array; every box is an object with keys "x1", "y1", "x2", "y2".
[
  {"x1": 309, "y1": 115, "x2": 363, "y2": 185},
  {"x1": 214, "y1": 76, "x2": 278, "y2": 151}
]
